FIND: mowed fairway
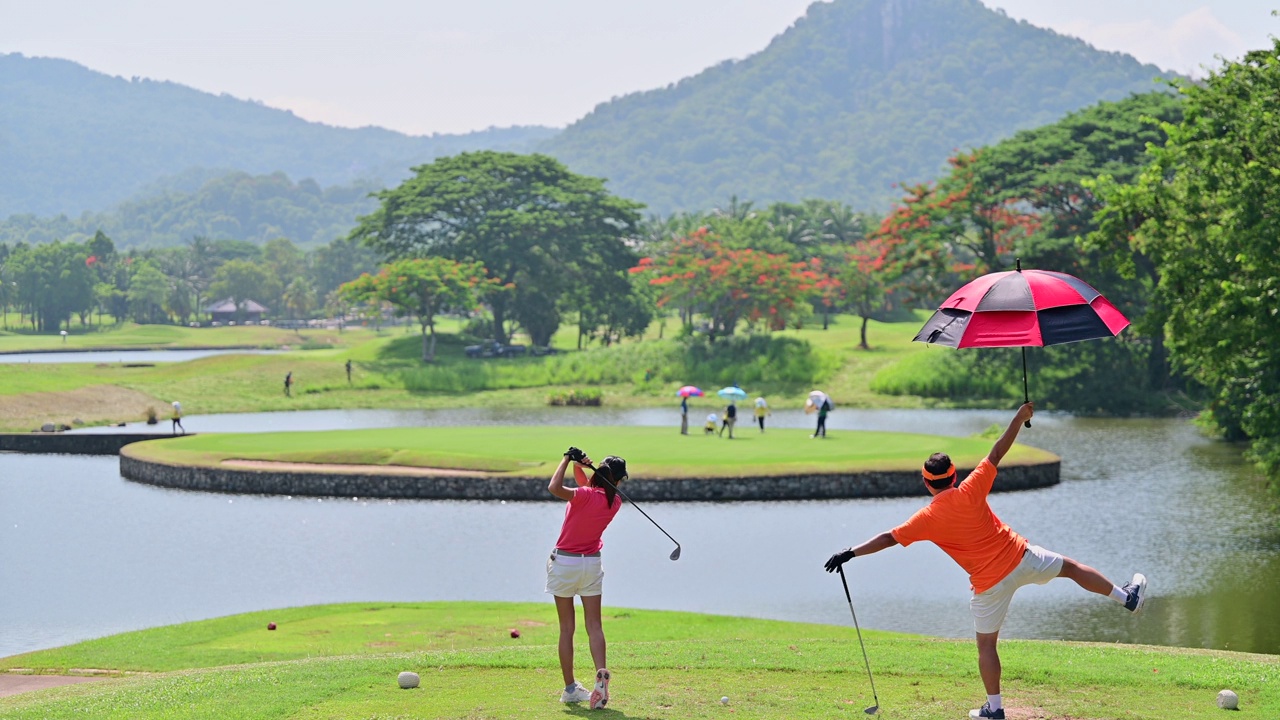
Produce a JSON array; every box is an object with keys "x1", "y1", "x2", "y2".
[
  {"x1": 125, "y1": 425, "x2": 1057, "y2": 478},
  {"x1": 0, "y1": 602, "x2": 1274, "y2": 719}
]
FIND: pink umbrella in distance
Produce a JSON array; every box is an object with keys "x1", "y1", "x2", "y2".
[{"x1": 677, "y1": 386, "x2": 704, "y2": 398}]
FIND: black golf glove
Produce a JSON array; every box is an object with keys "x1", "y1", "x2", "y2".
[
  {"x1": 564, "y1": 446, "x2": 587, "y2": 463},
  {"x1": 824, "y1": 547, "x2": 856, "y2": 573}
]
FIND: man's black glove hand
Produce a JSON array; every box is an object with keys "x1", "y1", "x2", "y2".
[
  {"x1": 564, "y1": 446, "x2": 586, "y2": 463},
  {"x1": 824, "y1": 547, "x2": 856, "y2": 573}
]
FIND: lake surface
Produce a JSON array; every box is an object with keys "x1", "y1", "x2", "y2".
[
  {"x1": 0, "y1": 348, "x2": 279, "y2": 364},
  {"x1": 6, "y1": 408, "x2": 1279, "y2": 659}
]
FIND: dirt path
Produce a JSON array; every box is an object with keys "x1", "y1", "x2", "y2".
[
  {"x1": 222, "y1": 459, "x2": 492, "y2": 477},
  {"x1": 0, "y1": 674, "x2": 107, "y2": 697}
]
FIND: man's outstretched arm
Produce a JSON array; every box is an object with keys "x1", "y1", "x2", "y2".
[
  {"x1": 988, "y1": 402, "x2": 1035, "y2": 467},
  {"x1": 824, "y1": 531, "x2": 899, "y2": 572}
]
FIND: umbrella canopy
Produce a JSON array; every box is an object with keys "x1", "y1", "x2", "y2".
[
  {"x1": 805, "y1": 390, "x2": 832, "y2": 414},
  {"x1": 914, "y1": 261, "x2": 1129, "y2": 426},
  {"x1": 677, "y1": 386, "x2": 704, "y2": 398},
  {"x1": 717, "y1": 386, "x2": 748, "y2": 401},
  {"x1": 914, "y1": 267, "x2": 1129, "y2": 349}
]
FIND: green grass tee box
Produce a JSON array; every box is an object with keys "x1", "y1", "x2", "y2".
[
  {"x1": 0, "y1": 602, "x2": 1275, "y2": 720},
  {"x1": 127, "y1": 425, "x2": 1057, "y2": 478}
]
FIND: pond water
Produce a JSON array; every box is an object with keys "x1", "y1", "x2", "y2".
[
  {"x1": 0, "y1": 348, "x2": 280, "y2": 364},
  {"x1": 6, "y1": 408, "x2": 1279, "y2": 659}
]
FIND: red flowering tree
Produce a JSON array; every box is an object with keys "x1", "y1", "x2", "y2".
[
  {"x1": 634, "y1": 230, "x2": 808, "y2": 340},
  {"x1": 340, "y1": 257, "x2": 491, "y2": 361},
  {"x1": 876, "y1": 151, "x2": 1041, "y2": 299},
  {"x1": 796, "y1": 256, "x2": 844, "y2": 330},
  {"x1": 840, "y1": 236, "x2": 905, "y2": 349}
]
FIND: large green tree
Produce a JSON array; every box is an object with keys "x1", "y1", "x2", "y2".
[
  {"x1": 209, "y1": 260, "x2": 280, "y2": 320},
  {"x1": 350, "y1": 152, "x2": 643, "y2": 346},
  {"x1": 1091, "y1": 43, "x2": 1280, "y2": 485}
]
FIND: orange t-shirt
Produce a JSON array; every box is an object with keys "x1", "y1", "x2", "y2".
[{"x1": 890, "y1": 458, "x2": 1028, "y2": 594}]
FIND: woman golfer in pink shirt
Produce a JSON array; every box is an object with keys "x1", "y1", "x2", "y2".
[{"x1": 547, "y1": 446, "x2": 628, "y2": 709}]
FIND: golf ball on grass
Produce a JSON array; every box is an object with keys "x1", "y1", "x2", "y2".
[
  {"x1": 720, "y1": 696, "x2": 729, "y2": 705},
  {"x1": 266, "y1": 623, "x2": 276, "y2": 631},
  {"x1": 1217, "y1": 689, "x2": 1238, "y2": 710},
  {"x1": 397, "y1": 671, "x2": 420, "y2": 689},
  {"x1": 510, "y1": 629, "x2": 521, "y2": 639}
]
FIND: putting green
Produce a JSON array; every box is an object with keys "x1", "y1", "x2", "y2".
[{"x1": 124, "y1": 425, "x2": 1056, "y2": 478}]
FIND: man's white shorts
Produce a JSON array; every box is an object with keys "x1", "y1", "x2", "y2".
[
  {"x1": 545, "y1": 552, "x2": 604, "y2": 597},
  {"x1": 970, "y1": 545, "x2": 1064, "y2": 634}
]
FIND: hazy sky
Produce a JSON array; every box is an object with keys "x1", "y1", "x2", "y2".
[{"x1": 2, "y1": 1, "x2": 1275, "y2": 136}]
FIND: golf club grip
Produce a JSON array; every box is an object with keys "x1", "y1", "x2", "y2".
[
  {"x1": 579, "y1": 461, "x2": 680, "y2": 548},
  {"x1": 1024, "y1": 419, "x2": 1032, "y2": 428},
  {"x1": 838, "y1": 566, "x2": 853, "y2": 604}
]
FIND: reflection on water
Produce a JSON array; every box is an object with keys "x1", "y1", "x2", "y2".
[{"x1": 7, "y1": 409, "x2": 1279, "y2": 658}]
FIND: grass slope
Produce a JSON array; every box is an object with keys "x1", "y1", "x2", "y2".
[
  {"x1": 125, "y1": 425, "x2": 1057, "y2": 478},
  {"x1": 0, "y1": 602, "x2": 1274, "y2": 719}
]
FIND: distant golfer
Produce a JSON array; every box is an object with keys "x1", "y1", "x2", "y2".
[
  {"x1": 345, "y1": 359, "x2": 353, "y2": 385},
  {"x1": 170, "y1": 401, "x2": 185, "y2": 435},
  {"x1": 812, "y1": 397, "x2": 830, "y2": 438},
  {"x1": 754, "y1": 396, "x2": 771, "y2": 432},
  {"x1": 824, "y1": 403, "x2": 1147, "y2": 720},
  {"x1": 284, "y1": 371, "x2": 293, "y2": 397},
  {"x1": 680, "y1": 395, "x2": 689, "y2": 435},
  {"x1": 547, "y1": 447, "x2": 628, "y2": 710},
  {"x1": 719, "y1": 401, "x2": 737, "y2": 439},
  {"x1": 704, "y1": 413, "x2": 718, "y2": 434}
]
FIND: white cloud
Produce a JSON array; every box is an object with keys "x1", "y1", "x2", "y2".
[{"x1": 1047, "y1": 6, "x2": 1249, "y2": 78}]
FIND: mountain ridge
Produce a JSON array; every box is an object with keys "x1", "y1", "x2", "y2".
[{"x1": 538, "y1": 0, "x2": 1176, "y2": 212}]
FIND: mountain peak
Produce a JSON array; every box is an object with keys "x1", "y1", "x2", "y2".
[{"x1": 540, "y1": 0, "x2": 1172, "y2": 213}]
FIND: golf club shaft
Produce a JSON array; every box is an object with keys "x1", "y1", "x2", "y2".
[
  {"x1": 580, "y1": 461, "x2": 681, "y2": 552},
  {"x1": 838, "y1": 566, "x2": 880, "y2": 708}
]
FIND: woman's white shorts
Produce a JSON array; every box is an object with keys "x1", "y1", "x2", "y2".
[
  {"x1": 970, "y1": 544, "x2": 1063, "y2": 634},
  {"x1": 545, "y1": 552, "x2": 605, "y2": 598}
]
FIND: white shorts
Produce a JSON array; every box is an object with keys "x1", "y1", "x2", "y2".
[
  {"x1": 970, "y1": 545, "x2": 1063, "y2": 634},
  {"x1": 545, "y1": 552, "x2": 604, "y2": 597}
]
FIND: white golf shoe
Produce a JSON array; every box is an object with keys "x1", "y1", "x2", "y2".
[{"x1": 560, "y1": 681, "x2": 591, "y2": 703}]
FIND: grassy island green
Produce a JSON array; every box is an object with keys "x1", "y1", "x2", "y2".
[
  {"x1": 0, "y1": 602, "x2": 1274, "y2": 719},
  {"x1": 124, "y1": 425, "x2": 1057, "y2": 478}
]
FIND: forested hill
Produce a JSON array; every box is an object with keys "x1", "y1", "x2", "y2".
[
  {"x1": 0, "y1": 171, "x2": 379, "y2": 248},
  {"x1": 0, "y1": 53, "x2": 557, "y2": 218},
  {"x1": 539, "y1": 0, "x2": 1175, "y2": 213}
]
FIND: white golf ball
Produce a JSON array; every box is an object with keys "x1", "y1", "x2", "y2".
[
  {"x1": 720, "y1": 696, "x2": 729, "y2": 705},
  {"x1": 1217, "y1": 689, "x2": 1238, "y2": 710},
  {"x1": 397, "y1": 671, "x2": 420, "y2": 689}
]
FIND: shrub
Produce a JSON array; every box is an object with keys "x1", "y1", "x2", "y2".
[
  {"x1": 548, "y1": 388, "x2": 604, "y2": 406},
  {"x1": 870, "y1": 350, "x2": 1007, "y2": 399}
]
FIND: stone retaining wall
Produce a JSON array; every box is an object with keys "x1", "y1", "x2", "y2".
[
  {"x1": 0, "y1": 433, "x2": 182, "y2": 456},
  {"x1": 120, "y1": 449, "x2": 1059, "y2": 501}
]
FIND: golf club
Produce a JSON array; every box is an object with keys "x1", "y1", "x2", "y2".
[
  {"x1": 837, "y1": 565, "x2": 880, "y2": 715},
  {"x1": 572, "y1": 452, "x2": 681, "y2": 561}
]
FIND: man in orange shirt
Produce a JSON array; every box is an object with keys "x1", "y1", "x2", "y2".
[{"x1": 824, "y1": 403, "x2": 1146, "y2": 720}]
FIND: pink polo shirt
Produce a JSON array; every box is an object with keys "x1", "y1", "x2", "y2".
[{"x1": 555, "y1": 486, "x2": 623, "y2": 554}]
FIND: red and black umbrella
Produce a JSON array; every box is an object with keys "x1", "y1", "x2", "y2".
[{"x1": 913, "y1": 260, "x2": 1129, "y2": 424}]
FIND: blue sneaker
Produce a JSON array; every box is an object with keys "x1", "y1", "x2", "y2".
[
  {"x1": 1123, "y1": 573, "x2": 1148, "y2": 613},
  {"x1": 969, "y1": 702, "x2": 1005, "y2": 719}
]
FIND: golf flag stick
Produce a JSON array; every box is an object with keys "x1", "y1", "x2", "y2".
[{"x1": 838, "y1": 565, "x2": 880, "y2": 715}]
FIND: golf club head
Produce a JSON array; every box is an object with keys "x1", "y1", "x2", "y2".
[
  {"x1": 669, "y1": 545, "x2": 681, "y2": 561},
  {"x1": 864, "y1": 704, "x2": 879, "y2": 715}
]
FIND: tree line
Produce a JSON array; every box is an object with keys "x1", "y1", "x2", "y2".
[{"x1": 0, "y1": 232, "x2": 378, "y2": 331}]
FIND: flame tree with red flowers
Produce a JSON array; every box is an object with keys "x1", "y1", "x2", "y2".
[
  {"x1": 875, "y1": 151, "x2": 1040, "y2": 301},
  {"x1": 633, "y1": 229, "x2": 810, "y2": 341}
]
